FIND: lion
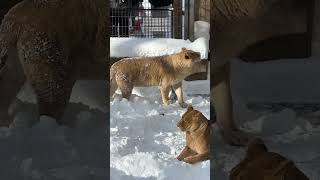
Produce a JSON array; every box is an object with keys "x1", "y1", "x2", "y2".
[
  {"x1": 230, "y1": 139, "x2": 309, "y2": 180},
  {"x1": 211, "y1": 0, "x2": 307, "y2": 145},
  {"x1": 110, "y1": 48, "x2": 208, "y2": 108},
  {"x1": 176, "y1": 106, "x2": 212, "y2": 164},
  {"x1": 0, "y1": 0, "x2": 108, "y2": 125}
]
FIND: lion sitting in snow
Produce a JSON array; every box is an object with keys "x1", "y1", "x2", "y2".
[
  {"x1": 110, "y1": 48, "x2": 208, "y2": 108},
  {"x1": 176, "y1": 106, "x2": 211, "y2": 164},
  {"x1": 0, "y1": 0, "x2": 108, "y2": 125}
]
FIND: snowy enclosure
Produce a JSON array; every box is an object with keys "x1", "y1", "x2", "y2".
[{"x1": 110, "y1": 20, "x2": 210, "y2": 180}]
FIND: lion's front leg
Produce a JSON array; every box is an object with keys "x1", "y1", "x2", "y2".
[
  {"x1": 177, "y1": 146, "x2": 193, "y2": 161},
  {"x1": 173, "y1": 82, "x2": 188, "y2": 108},
  {"x1": 183, "y1": 152, "x2": 209, "y2": 164},
  {"x1": 213, "y1": 63, "x2": 253, "y2": 146}
]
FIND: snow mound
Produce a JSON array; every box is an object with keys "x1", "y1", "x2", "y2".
[
  {"x1": 112, "y1": 152, "x2": 161, "y2": 178},
  {"x1": 110, "y1": 37, "x2": 209, "y2": 59}
]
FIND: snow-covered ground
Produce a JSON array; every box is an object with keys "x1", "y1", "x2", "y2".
[
  {"x1": 110, "y1": 80, "x2": 210, "y2": 180},
  {"x1": 0, "y1": 81, "x2": 108, "y2": 180},
  {"x1": 212, "y1": 57, "x2": 320, "y2": 180}
]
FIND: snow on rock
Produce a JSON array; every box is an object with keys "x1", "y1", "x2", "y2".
[
  {"x1": 194, "y1": 21, "x2": 210, "y2": 40},
  {"x1": 110, "y1": 37, "x2": 209, "y2": 59},
  {"x1": 110, "y1": 80, "x2": 210, "y2": 180}
]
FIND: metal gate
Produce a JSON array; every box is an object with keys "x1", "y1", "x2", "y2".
[{"x1": 110, "y1": 0, "x2": 187, "y2": 39}]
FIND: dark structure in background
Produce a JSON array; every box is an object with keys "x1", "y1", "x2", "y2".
[{"x1": 239, "y1": 0, "x2": 315, "y2": 62}]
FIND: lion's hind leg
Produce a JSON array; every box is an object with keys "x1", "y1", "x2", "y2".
[
  {"x1": 18, "y1": 32, "x2": 75, "y2": 125},
  {"x1": 115, "y1": 74, "x2": 133, "y2": 100}
]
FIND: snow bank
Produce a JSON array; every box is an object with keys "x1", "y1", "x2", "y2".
[
  {"x1": 110, "y1": 20, "x2": 210, "y2": 59},
  {"x1": 110, "y1": 80, "x2": 210, "y2": 180},
  {"x1": 110, "y1": 37, "x2": 209, "y2": 59}
]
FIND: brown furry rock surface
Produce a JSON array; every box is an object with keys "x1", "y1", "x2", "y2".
[
  {"x1": 230, "y1": 139, "x2": 309, "y2": 180},
  {"x1": 0, "y1": 0, "x2": 108, "y2": 125}
]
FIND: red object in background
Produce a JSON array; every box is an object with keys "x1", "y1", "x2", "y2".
[{"x1": 133, "y1": 17, "x2": 141, "y2": 31}]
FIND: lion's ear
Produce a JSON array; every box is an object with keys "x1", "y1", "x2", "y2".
[
  {"x1": 246, "y1": 138, "x2": 268, "y2": 159},
  {"x1": 187, "y1": 105, "x2": 193, "y2": 111},
  {"x1": 181, "y1": 47, "x2": 187, "y2": 52}
]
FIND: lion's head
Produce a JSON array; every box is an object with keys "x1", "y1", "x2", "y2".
[{"x1": 177, "y1": 106, "x2": 208, "y2": 132}]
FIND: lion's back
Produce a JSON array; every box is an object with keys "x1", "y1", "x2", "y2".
[{"x1": 6, "y1": 0, "x2": 107, "y2": 57}]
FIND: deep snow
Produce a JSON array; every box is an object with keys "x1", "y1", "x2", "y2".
[{"x1": 212, "y1": 57, "x2": 320, "y2": 180}]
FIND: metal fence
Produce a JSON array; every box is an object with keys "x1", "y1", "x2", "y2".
[{"x1": 110, "y1": 0, "x2": 185, "y2": 38}]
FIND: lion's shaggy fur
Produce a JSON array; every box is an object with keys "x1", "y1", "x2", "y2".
[{"x1": 0, "y1": 0, "x2": 108, "y2": 124}]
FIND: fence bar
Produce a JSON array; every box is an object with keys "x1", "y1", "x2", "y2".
[
  {"x1": 173, "y1": 0, "x2": 182, "y2": 39},
  {"x1": 188, "y1": 0, "x2": 195, "y2": 41}
]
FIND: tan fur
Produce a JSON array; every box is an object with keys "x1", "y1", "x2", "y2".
[
  {"x1": 211, "y1": 0, "x2": 307, "y2": 145},
  {"x1": 230, "y1": 139, "x2": 309, "y2": 180},
  {"x1": 176, "y1": 106, "x2": 210, "y2": 164},
  {"x1": 110, "y1": 48, "x2": 207, "y2": 108},
  {"x1": 0, "y1": 0, "x2": 108, "y2": 125}
]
